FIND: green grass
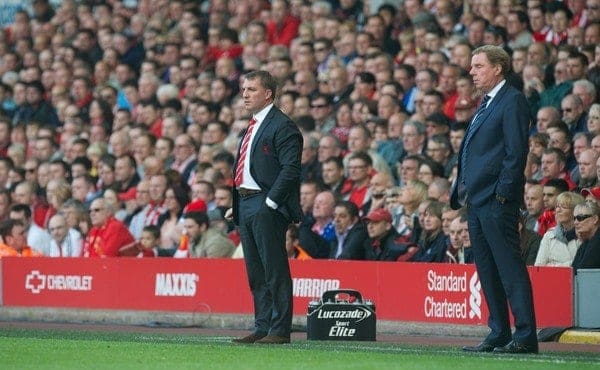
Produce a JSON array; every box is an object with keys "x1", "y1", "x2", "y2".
[{"x1": 0, "y1": 328, "x2": 598, "y2": 370}]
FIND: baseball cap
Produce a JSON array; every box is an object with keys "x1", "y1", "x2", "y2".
[
  {"x1": 581, "y1": 187, "x2": 600, "y2": 200},
  {"x1": 363, "y1": 208, "x2": 392, "y2": 223},
  {"x1": 183, "y1": 199, "x2": 208, "y2": 214}
]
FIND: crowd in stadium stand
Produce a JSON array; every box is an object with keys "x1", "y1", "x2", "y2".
[{"x1": 0, "y1": 0, "x2": 599, "y2": 269}]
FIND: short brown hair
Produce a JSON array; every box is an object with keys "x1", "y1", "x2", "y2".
[
  {"x1": 245, "y1": 70, "x2": 278, "y2": 100},
  {"x1": 472, "y1": 45, "x2": 511, "y2": 78}
]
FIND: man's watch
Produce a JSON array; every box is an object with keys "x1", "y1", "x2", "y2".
[{"x1": 496, "y1": 194, "x2": 507, "y2": 204}]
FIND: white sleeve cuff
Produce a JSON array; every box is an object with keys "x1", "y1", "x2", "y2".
[{"x1": 266, "y1": 197, "x2": 278, "y2": 209}]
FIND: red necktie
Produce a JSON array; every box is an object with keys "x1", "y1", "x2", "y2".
[{"x1": 234, "y1": 118, "x2": 257, "y2": 187}]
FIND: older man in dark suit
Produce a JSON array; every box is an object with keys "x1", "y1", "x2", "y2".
[
  {"x1": 451, "y1": 46, "x2": 538, "y2": 354},
  {"x1": 226, "y1": 71, "x2": 303, "y2": 344}
]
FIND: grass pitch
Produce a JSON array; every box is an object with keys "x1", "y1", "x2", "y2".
[{"x1": 1, "y1": 327, "x2": 598, "y2": 370}]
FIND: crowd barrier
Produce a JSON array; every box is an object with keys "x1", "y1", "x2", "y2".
[{"x1": 0, "y1": 257, "x2": 574, "y2": 327}]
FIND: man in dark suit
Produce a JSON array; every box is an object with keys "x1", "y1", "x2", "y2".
[
  {"x1": 450, "y1": 45, "x2": 538, "y2": 354},
  {"x1": 329, "y1": 200, "x2": 368, "y2": 260},
  {"x1": 226, "y1": 71, "x2": 303, "y2": 344}
]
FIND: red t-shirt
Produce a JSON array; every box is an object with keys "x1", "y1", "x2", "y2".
[
  {"x1": 83, "y1": 217, "x2": 135, "y2": 257},
  {"x1": 267, "y1": 15, "x2": 300, "y2": 47}
]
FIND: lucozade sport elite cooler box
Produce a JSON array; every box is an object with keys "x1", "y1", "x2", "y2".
[{"x1": 307, "y1": 289, "x2": 376, "y2": 341}]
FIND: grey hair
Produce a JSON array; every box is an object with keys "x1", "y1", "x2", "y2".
[{"x1": 575, "y1": 200, "x2": 600, "y2": 217}]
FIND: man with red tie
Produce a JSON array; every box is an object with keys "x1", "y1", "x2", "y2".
[{"x1": 226, "y1": 71, "x2": 302, "y2": 344}]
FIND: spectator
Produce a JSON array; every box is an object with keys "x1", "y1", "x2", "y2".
[
  {"x1": 182, "y1": 211, "x2": 235, "y2": 258},
  {"x1": 567, "y1": 51, "x2": 589, "y2": 82},
  {"x1": 47, "y1": 213, "x2": 82, "y2": 257},
  {"x1": 535, "y1": 106, "x2": 562, "y2": 134},
  {"x1": 519, "y1": 214, "x2": 541, "y2": 266},
  {"x1": 171, "y1": 134, "x2": 198, "y2": 186},
  {"x1": 299, "y1": 180, "x2": 320, "y2": 220},
  {"x1": 578, "y1": 149, "x2": 600, "y2": 189},
  {"x1": 417, "y1": 157, "x2": 444, "y2": 186},
  {"x1": 344, "y1": 151, "x2": 374, "y2": 214},
  {"x1": 83, "y1": 197, "x2": 135, "y2": 257},
  {"x1": 587, "y1": 104, "x2": 600, "y2": 136},
  {"x1": 401, "y1": 120, "x2": 426, "y2": 161},
  {"x1": 321, "y1": 156, "x2": 346, "y2": 196},
  {"x1": 115, "y1": 155, "x2": 140, "y2": 193},
  {"x1": 285, "y1": 224, "x2": 311, "y2": 260},
  {"x1": 330, "y1": 200, "x2": 368, "y2": 260},
  {"x1": 0, "y1": 189, "x2": 10, "y2": 223},
  {"x1": 71, "y1": 175, "x2": 98, "y2": 209},
  {"x1": 310, "y1": 93, "x2": 336, "y2": 133},
  {"x1": 157, "y1": 184, "x2": 189, "y2": 252},
  {"x1": 572, "y1": 79, "x2": 597, "y2": 112},
  {"x1": 9, "y1": 203, "x2": 50, "y2": 255},
  {"x1": 507, "y1": 10, "x2": 533, "y2": 50},
  {"x1": 363, "y1": 14, "x2": 399, "y2": 55},
  {"x1": 572, "y1": 132, "x2": 593, "y2": 182},
  {"x1": 537, "y1": 178, "x2": 570, "y2": 237},
  {"x1": 366, "y1": 171, "x2": 393, "y2": 213},
  {"x1": 60, "y1": 199, "x2": 88, "y2": 235},
  {"x1": 317, "y1": 135, "x2": 343, "y2": 165},
  {"x1": 446, "y1": 212, "x2": 474, "y2": 264},
  {"x1": 560, "y1": 94, "x2": 588, "y2": 134},
  {"x1": 299, "y1": 191, "x2": 336, "y2": 259},
  {"x1": 545, "y1": 3, "x2": 572, "y2": 45},
  {"x1": 13, "y1": 180, "x2": 49, "y2": 228},
  {"x1": 429, "y1": 178, "x2": 451, "y2": 204},
  {"x1": 267, "y1": 0, "x2": 300, "y2": 47},
  {"x1": 363, "y1": 208, "x2": 418, "y2": 261},
  {"x1": 548, "y1": 124, "x2": 577, "y2": 175},
  {"x1": 214, "y1": 185, "x2": 233, "y2": 209},
  {"x1": 540, "y1": 148, "x2": 577, "y2": 190},
  {"x1": 524, "y1": 184, "x2": 545, "y2": 232},
  {"x1": 155, "y1": 137, "x2": 175, "y2": 170},
  {"x1": 421, "y1": 90, "x2": 445, "y2": 120},
  {"x1": 394, "y1": 180, "x2": 428, "y2": 242},
  {"x1": 572, "y1": 200, "x2": 600, "y2": 272},
  {"x1": 327, "y1": 67, "x2": 353, "y2": 105},
  {"x1": 535, "y1": 192, "x2": 584, "y2": 266},
  {"x1": 0, "y1": 219, "x2": 42, "y2": 257},
  {"x1": 300, "y1": 133, "x2": 322, "y2": 185},
  {"x1": 410, "y1": 201, "x2": 449, "y2": 263},
  {"x1": 97, "y1": 154, "x2": 117, "y2": 194},
  {"x1": 424, "y1": 113, "x2": 451, "y2": 140},
  {"x1": 45, "y1": 177, "x2": 71, "y2": 225},
  {"x1": 137, "y1": 225, "x2": 161, "y2": 258},
  {"x1": 22, "y1": 80, "x2": 60, "y2": 127}
]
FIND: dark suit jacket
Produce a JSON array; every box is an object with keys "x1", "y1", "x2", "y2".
[
  {"x1": 451, "y1": 82, "x2": 529, "y2": 209},
  {"x1": 232, "y1": 106, "x2": 303, "y2": 224},
  {"x1": 329, "y1": 222, "x2": 368, "y2": 260}
]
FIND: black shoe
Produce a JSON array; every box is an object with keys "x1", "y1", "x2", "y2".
[
  {"x1": 231, "y1": 333, "x2": 266, "y2": 344},
  {"x1": 254, "y1": 335, "x2": 291, "y2": 344},
  {"x1": 462, "y1": 342, "x2": 497, "y2": 352},
  {"x1": 493, "y1": 341, "x2": 538, "y2": 354}
]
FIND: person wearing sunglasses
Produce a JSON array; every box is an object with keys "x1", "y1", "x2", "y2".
[
  {"x1": 571, "y1": 200, "x2": 600, "y2": 273},
  {"x1": 82, "y1": 198, "x2": 134, "y2": 257}
]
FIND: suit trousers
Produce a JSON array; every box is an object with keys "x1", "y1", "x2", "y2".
[
  {"x1": 238, "y1": 193, "x2": 293, "y2": 337},
  {"x1": 467, "y1": 199, "x2": 537, "y2": 346}
]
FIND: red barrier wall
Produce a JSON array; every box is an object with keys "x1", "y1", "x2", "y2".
[{"x1": 0, "y1": 257, "x2": 573, "y2": 327}]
